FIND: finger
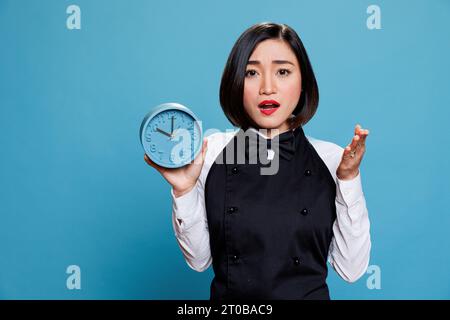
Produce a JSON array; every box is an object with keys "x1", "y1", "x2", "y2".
[
  {"x1": 356, "y1": 124, "x2": 369, "y2": 137},
  {"x1": 343, "y1": 135, "x2": 361, "y2": 160},
  {"x1": 343, "y1": 145, "x2": 353, "y2": 158},
  {"x1": 349, "y1": 134, "x2": 360, "y2": 150},
  {"x1": 201, "y1": 138, "x2": 208, "y2": 161},
  {"x1": 356, "y1": 126, "x2": 369, "y2": 136},
  {"x1": 355, "y1": 124, "x2": 370, "y2": 136},
  {"x1": 353, "y1": 128, "x2": 369, "y2": 149},
  {"x1": 354, "y1": 124, "x2": 362, "y2": 136},
  {"x1": 358, "y1": 129, "x2": 369, "y2": 147},
  {"x1": 144, "y1": 154, "x2": 154, "y2": 167},
  {"x1": 144, "y1": 154, "x2": 165, "y2": 172},
  {"x1": 193, "y1": 138, "x2": 208, "y2": 165},
  {"x1": 356, "y1": 124, "x2": 371, "y2": 136}
]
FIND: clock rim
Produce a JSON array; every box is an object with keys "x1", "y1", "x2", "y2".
[{"x1": 140, "y1": 102, "x2": 203, "y2": 168}]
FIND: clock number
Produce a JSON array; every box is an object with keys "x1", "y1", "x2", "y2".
[{"x1": 150, "y1": 144, "x2": 156, "y2": 153}]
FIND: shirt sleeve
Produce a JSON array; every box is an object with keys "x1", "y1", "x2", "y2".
[
  {"x1": 328, "y1": 170, "x2": 372, "y2": 283},
  {"x1": 170, "y1": 131, "x2": 235, "y2": 272},
  {"x1": 171, "y1": 181, "x2": 212, "y2": 272},
  {"x1": 308, "y1": 137, "x2": 371, "y2": 283}
]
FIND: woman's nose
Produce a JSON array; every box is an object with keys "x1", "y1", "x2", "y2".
[{"x1": 259, "y1": 75, "x2": 276, "y2": 95}]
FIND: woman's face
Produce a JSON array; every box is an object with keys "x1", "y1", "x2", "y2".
[{"x1": 243, "y1": 39, "x2": 302, "y2": 135}]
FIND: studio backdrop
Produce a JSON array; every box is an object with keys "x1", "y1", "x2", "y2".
[{"x1": 0, "y1": 0, "x2": 449, "y2": 299}]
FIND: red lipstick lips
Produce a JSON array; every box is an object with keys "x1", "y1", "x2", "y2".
[{"x1": 258, "y1": 99, "x2": 280, "y2": 116}]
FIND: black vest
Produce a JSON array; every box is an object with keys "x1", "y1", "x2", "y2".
[{"x1": 204, "y1": 126, "x2": 337, "y2": 300}]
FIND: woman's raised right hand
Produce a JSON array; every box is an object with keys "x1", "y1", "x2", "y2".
[{"x1": 144, "y1": 138, "x2": 208, "y2": 198}]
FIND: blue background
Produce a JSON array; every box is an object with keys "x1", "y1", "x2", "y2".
[{"x1": 0, "y1": 0, "x2": 449, "y2": 299}]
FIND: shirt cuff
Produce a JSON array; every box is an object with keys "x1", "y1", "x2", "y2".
[
  {"x1": 336, "y1": 171, "x2": 364, "y2": 208},
  {"x1": 171, "y1": 185, "x2": 200, "y2": 223}
]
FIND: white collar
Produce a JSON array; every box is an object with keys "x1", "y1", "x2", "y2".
[
  {"x1": 247, "y1": 115, "x2": 296, "y2": 139},
  {"x1": 248, "y1": 126, "x2": 297, "y2": 140}
]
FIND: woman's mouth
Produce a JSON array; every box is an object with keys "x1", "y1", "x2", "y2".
[{"x1": 258, "y1": 100, "x2": 280, "y2": 116}]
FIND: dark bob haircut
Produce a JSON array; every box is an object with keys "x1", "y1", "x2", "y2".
[{"x1": 219, "y1": 22, "x2": 319, "y2": 130}]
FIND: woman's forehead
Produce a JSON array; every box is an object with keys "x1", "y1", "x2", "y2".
[{"x1": 248, "y1": 39, "x2": 297, "y2": 64}]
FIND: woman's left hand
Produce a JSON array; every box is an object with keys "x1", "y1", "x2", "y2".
[{"x1": 336, "y1": 124, "x2": 370, "y2": 181}]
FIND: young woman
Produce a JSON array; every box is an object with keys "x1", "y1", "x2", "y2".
[{"x1": 145, "y1": 22, "x2": 371, "y2": 300}]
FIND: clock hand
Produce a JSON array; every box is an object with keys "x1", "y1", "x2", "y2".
[
  {"x1": 156, "y1": 127, "x2": 172, "y2": 138},
  {"x1": 171, "y1": 116, "x2": 174, "y2": 135}
]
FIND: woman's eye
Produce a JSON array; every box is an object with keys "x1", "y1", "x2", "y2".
[
  {"x1": 245, "y1": 70, "x2": 257, "y2": 77},
  {"x1": 278, "y1": 69, "x2": 291, "y2": 76}
]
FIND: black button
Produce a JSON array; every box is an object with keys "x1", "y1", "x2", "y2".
[
  {"x1": 304, "y1": 169, "x2": 312, "y2": 176},
  {"x1": 227, "y1": 206, "x2": 238, "y2": 214},
  {"x1": 231, "y1": 167, "x2": 239, "y2": 174},
  {"x1": 293, "y1": 257, "x2": 300, "y2": 265},
  {"x1": 300, "y1": 208, "x2": 308, "y2": 215},
  {"x1": 232, "y1": 255, "x2": 239, "y2": 262}
]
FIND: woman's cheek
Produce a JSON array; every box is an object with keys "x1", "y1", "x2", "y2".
[
  {"x1": 283, "y1": 80, "x2": 302, "y2": 108},
  {"x1": 243, "y1": 86, "x2": 257, "y2": 112}
]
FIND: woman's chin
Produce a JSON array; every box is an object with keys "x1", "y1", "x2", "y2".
[
  {"x1": 253, "y1": 117, "x2": 286, "y2": 130},
  {"x1": 245, "y1": 108, "x2": 291, "y2": 130}
]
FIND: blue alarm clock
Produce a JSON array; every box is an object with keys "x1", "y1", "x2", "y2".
[{"x1": 140, "y1": 102, "x2": 203, "y2": 168}]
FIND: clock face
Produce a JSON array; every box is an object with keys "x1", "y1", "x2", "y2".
[{"x1": 141, "y1": 105, "x2": 202, "y2": 168}]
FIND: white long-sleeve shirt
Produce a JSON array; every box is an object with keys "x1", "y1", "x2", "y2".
[{"x1": 170, "y1": 128, "x2": 371, "y2": 283}]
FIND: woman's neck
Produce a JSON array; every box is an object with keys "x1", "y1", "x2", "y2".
[
  {"x1": 266, "y1": 126, "x2": 290, "y2": 139},
  {"x1": 250, "y1": 119, "x2": 294, "y2": 139},
  {"x1": 248, "y1": 115, "x2": 296, "y2": 139},
  {"x1": 263, "y1": 117, "x2": 295, "y2": 139}
]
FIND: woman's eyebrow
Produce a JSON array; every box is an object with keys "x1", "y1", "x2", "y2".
[{"x1": 247, "y1": 60, "x2": 295, "y2": 66}]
